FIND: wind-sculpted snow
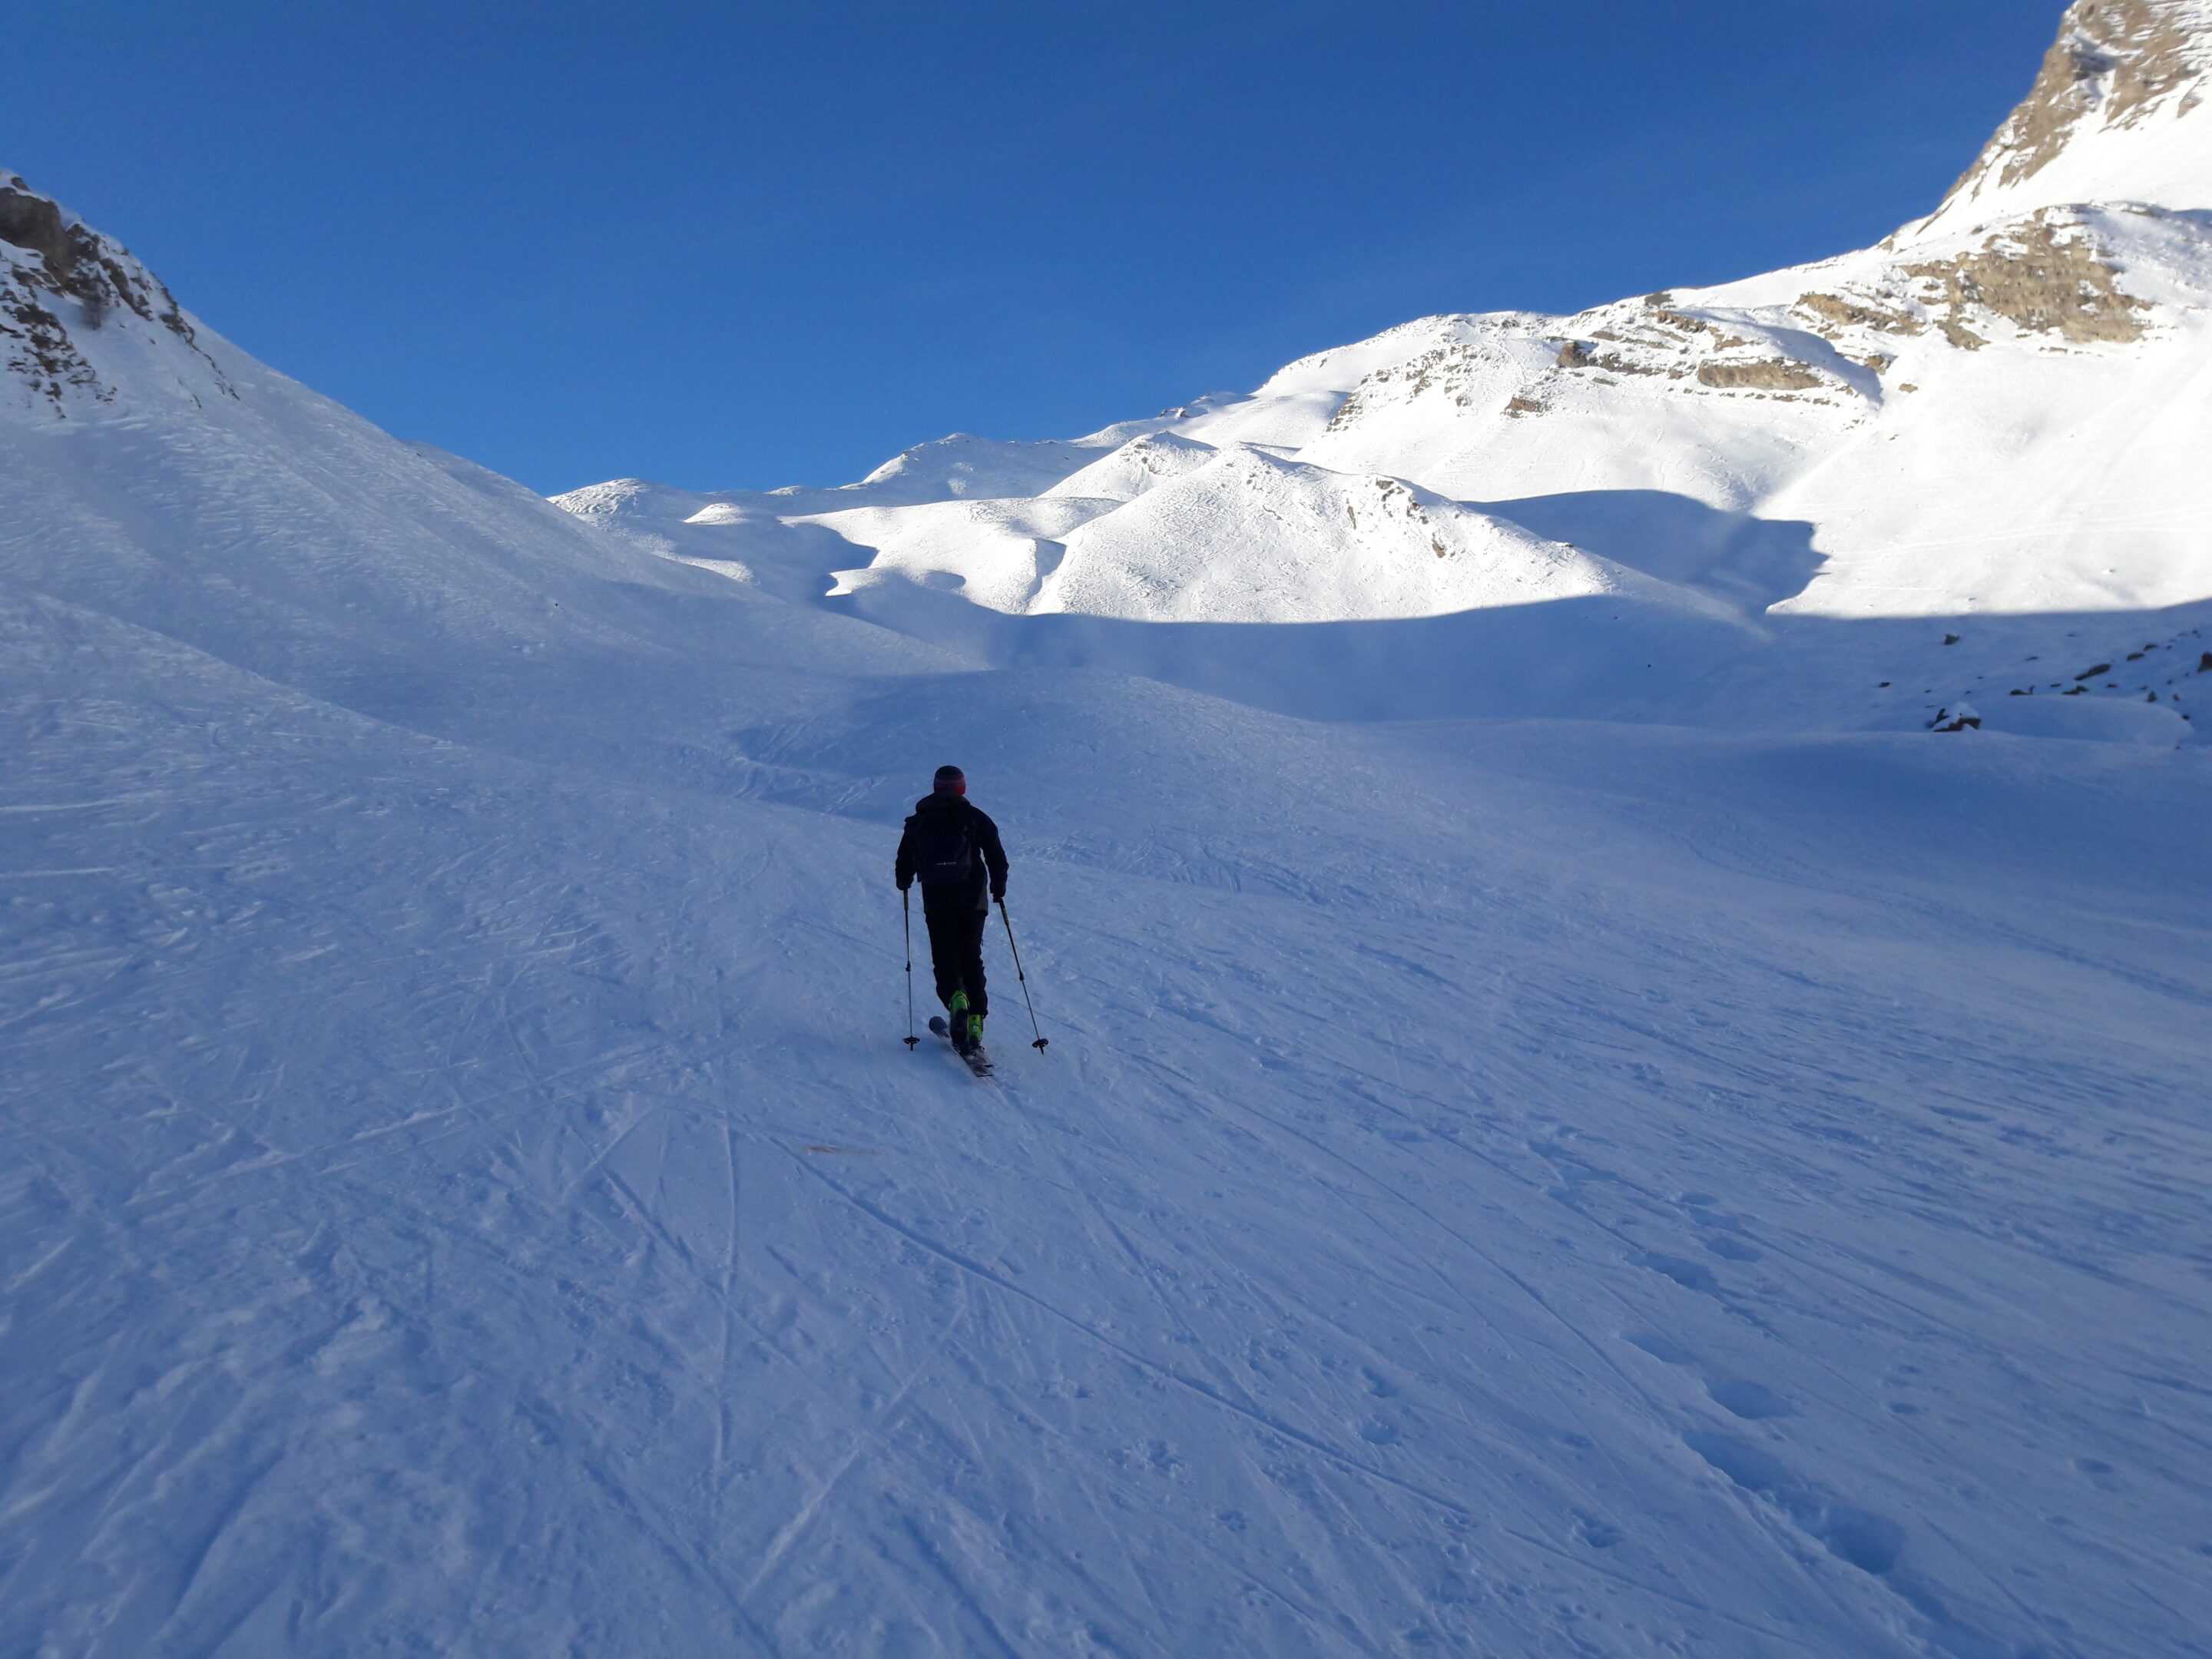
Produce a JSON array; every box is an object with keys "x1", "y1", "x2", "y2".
[
  {"x1": 1040, "y1": 429, "x2": 1222, "y2": 502},
  {"x1": 1028, "y1": 445, "x2": 1708, "y2": 624},
  {"x1": 809, "y1": 492, "x2": 1118, "y2": 613},
  {"x1": 811, "y1": 445, "x2": 1714, "y2": 626}
]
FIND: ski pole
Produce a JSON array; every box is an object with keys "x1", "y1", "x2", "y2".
[
  {"x1": 902, "y1": 888, "x2": 919, "y2": 1050},
  {"x1": 995, "y1": 898, "x2": 1049, "y2": 1051}
]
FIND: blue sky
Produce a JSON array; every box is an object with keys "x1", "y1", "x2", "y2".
[{"x1": 5, "y1": 1, "x2": 2062, "y2": 494}]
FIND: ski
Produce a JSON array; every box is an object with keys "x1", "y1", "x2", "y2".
[{"x1": 926, "y1": 1016, "x2": 995, "y2": 1078}]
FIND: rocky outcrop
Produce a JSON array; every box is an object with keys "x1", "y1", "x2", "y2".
[
  {"x1": 1942, "y1": 0, "x2": 2208, "y2": 205},
  {"x1": 0, "y1": 175, "x2": 199, "y2": 340},
  {"x1": 1793, "y1": 291, "x2": 1926, "y2": 338},
  {"x1": 1695, "y1": 359, "x2": 1825, "y2": 391},
  {"x1": 1911, "y1": 0, "x2": 2212, "y2": 240},
  {"x1": 1902, "y1": 212, "x2": 2151, "y2": 347},
  {"x1": 0, "y1": 173, "x2": 227, "y2": 411}
]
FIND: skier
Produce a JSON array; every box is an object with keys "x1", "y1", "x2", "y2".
[{"x1": 896, "y1": 765, "x2": 1008, "y2": 1056}]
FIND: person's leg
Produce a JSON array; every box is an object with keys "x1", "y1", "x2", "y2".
[
  {"x1": 922, "y1": 897, "x2": 966, "y2": 1014},
  {"x1": 959, "y1": 906, "x2": 989, "y2": 1022}
]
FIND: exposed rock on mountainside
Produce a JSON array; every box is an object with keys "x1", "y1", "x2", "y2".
[
  {"x1": 1901, "y1": 211, "x2": 2154, "y2": 347},
  {"x1": 1915, "y1": 0, "x2": 2212, "y2": 236},
  {"x1": 1789, "y1": 210, "x2": 2159, "y2": 354},
  {"x1": 0, "y1": 172, "x2": 221, "y2": 409},
  {"x1": 1943, "y1": 0, "x2": 2208, "y2": 200},
  {"x1": 1694, "y1": 359, "x2": 1826, "y2": 390},
  {"x1": 1793, "y1": 291, "x2": 1924, "y2": 337}
]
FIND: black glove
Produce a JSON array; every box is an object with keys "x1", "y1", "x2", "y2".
[{"x1": 990, "y1": 886, "x2": 1005, "y2": 903}]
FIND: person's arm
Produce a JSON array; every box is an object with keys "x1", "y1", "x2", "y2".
[
  {"x1": 894, "y1": 820, "x2": 916, "y2": 890},
  {"x1": 975, "y1": 810, "x2": 1009, "y2": 899}
]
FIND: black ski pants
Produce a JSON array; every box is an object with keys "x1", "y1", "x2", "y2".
[{"x1": 920, "y1": 886, "x2": 988, "y2": 1018}]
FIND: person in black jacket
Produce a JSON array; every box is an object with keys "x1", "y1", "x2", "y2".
[{"x1": 895, "y1": 765, "x2": 1009, "y2": 1053}]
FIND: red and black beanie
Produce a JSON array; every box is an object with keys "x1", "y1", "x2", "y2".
[{"x1": 932, "y1": 765, "x2": 965, "y2": 795}]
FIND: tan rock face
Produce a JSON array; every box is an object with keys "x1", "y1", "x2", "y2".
[
  {"x1": 1794, "y1": 292, "x2": 1926, "y2": 338},
  {"x1": 1902, "y1": 214, "x2": 2151, "y2": 346},
  {"x1": 1694, "y1": 360, "x2": 1825, "y2": 391},
  {"x1": 1937, "y1": 0, "x2": 2209, "y2": 207}
]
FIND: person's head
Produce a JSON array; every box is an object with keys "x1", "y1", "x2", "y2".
[{"x1": 932, "y1": 764, "x2": 965, "y2": 796}]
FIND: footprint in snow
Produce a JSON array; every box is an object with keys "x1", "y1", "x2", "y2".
[
  {"x1": 1575, "y1": 1513, "x2": 1624, "y2": 1548},
  {"x1": 1706, "y1": 1377, "x2": 1794, "y2": 1420},
  {"x1": 1631, "y1": 1251, "x2": 1722, "y2": 1294},
  {"x1": 1624, "y1": 1333, "x2": 1795, "y2": 1421},
  {"x1": 1624, "y1": 1331, "x2": 1697, "y2": 1366},
  {"x1": 1684, "y1": 1432, "x2": 1905, "y2": 1576}
]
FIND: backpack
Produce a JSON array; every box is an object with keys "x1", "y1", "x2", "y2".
[{"x1": 909, "y1": 808, "x2": 975, "y2": 886}]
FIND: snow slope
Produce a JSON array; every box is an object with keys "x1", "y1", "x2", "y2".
[
  {"x1": 8, "y1": 560, "x2": 2211, "y2": 1657},
  {"x1": 6, "y1": 10, "x2": 2212, "y2": 1656}
]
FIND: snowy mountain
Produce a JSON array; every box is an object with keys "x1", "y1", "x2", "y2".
[
  {"x1": 1914, "y1": 0, "x2": 2212, "y2": 236},
  {"x1": 560, "y1": 0, "x2": 2212, "y2": 743},
  {"x1": 5, "y1": 7, "x2": 2212, "y2": 1657}
]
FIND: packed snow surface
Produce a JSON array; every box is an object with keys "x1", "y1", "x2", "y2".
[
  {"x1": 12, "y1": 594, "x2": 2211, "y2": 1658},
  {"x1": 7, "y1": 5, "x2": 2212, "y2": 1654}
]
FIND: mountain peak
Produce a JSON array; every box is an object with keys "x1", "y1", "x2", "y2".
[{"x1": 1912, "y1": 0, "x2": 2212, "y2": 238}]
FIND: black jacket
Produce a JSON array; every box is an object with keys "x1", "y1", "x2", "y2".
[{"x1": 896, "y1": 794, "x2": 1008, "y2": 907}]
